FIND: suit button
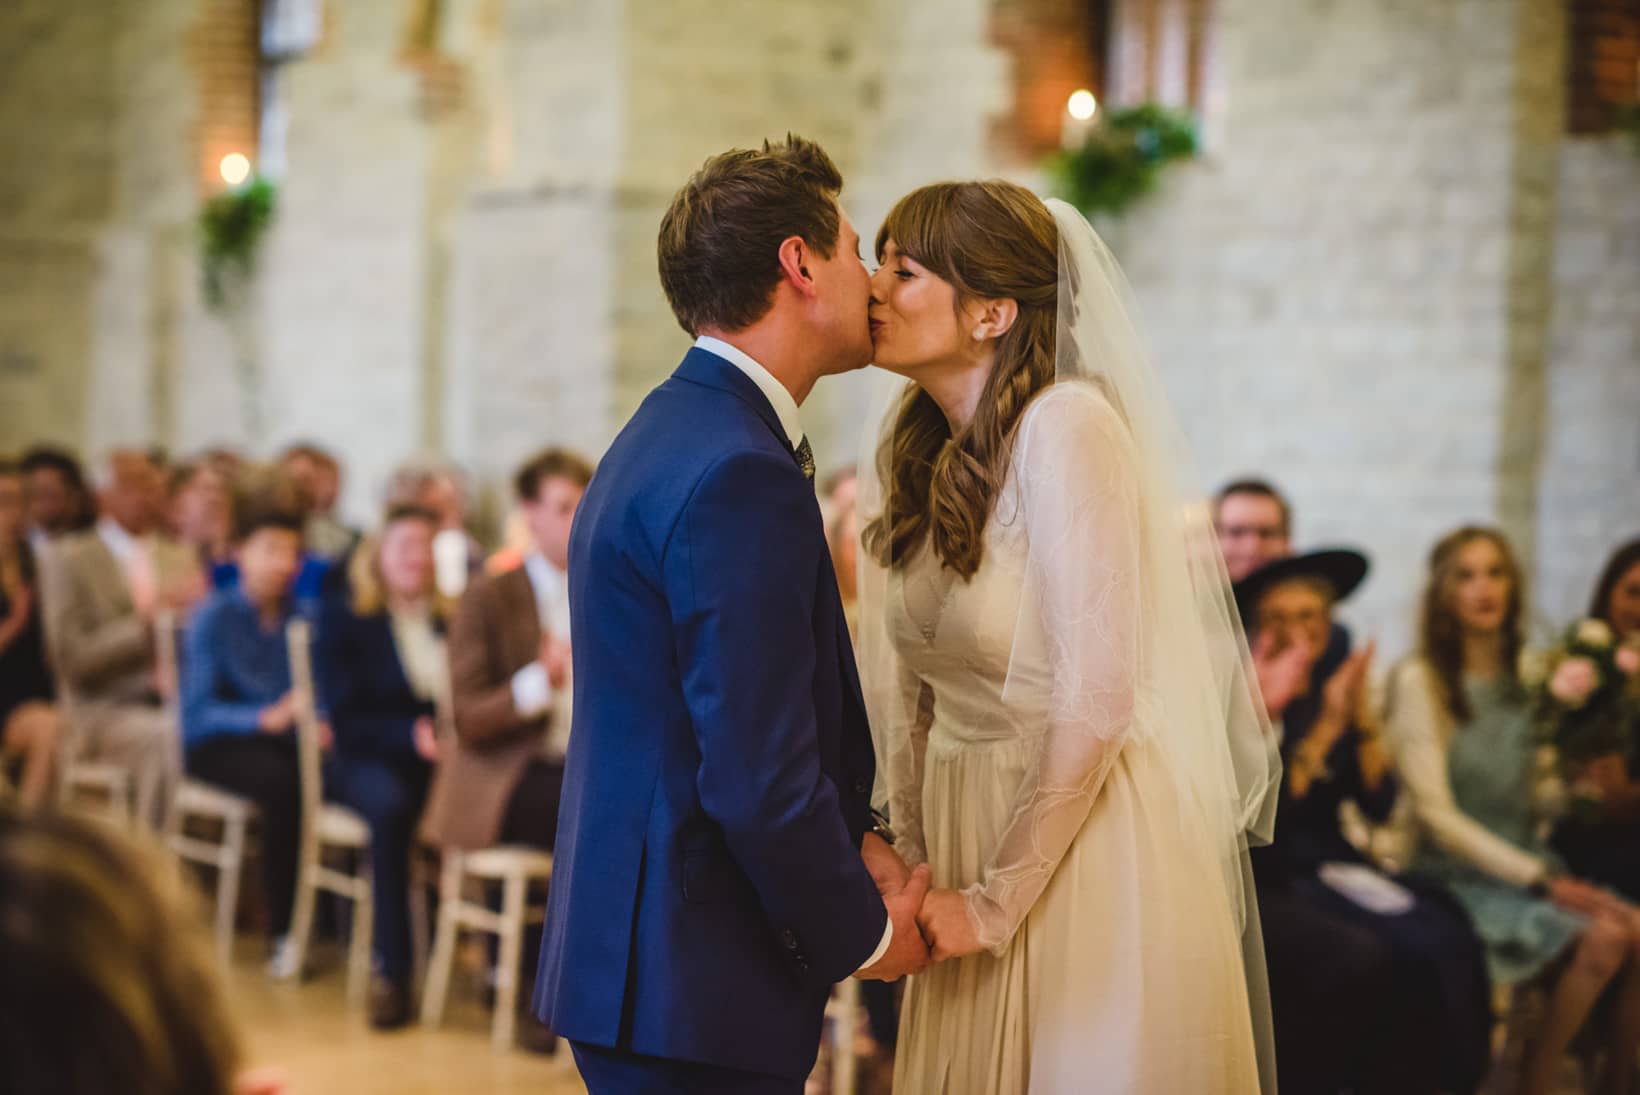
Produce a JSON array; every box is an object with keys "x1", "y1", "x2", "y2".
[
  {"x1": 782, "y1": 930, "x2": 799, "y2": 951},
  {"x1": 854, "y1": 778, "x2": 870, "y2": 795}
]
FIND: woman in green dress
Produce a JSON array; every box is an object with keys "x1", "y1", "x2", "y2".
[{"x1": 1387, "y1": 526, "x2": 1640, "y2": 1095}]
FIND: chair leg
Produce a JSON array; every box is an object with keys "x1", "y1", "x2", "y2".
[
  {"x1": 831, "y1": 979, "x2": 860, "y2": 1095},
  {"x1": 409, "y1": 855, "x2": 431, "y2": 991},
  {"x1": 347, "y1": 868, "x2": 374, "y2": 1009},
  {"x1": 285, "y1": 838, "x2": 320, "y2": 981},
  {"x1": 494, "y1": 871, "x2": 527, "y2": 1051},
  {"x1": 420, "y1": 854, "x2": 464, "y2": 1028},
  {"x1": 214, "y1": 817, "x2": 246, "y2": 966}
]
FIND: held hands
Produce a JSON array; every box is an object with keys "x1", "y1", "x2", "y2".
[
  {"x1": 916, "y1": 889, "x2": 983, "y2": 962},
  {"x1": 540, "y1": 635, "x2": 571, "y2": 691},
  {"x1": 258, "y1": 692, "x2": 298, "y2": 734},
  {"x1": 412, "y1": 715, "x2": 440, "y2": 762},
  {"x1": 0, "y1": 585, "x2": 33, "y2": 648},
  {"x1": 1252, "y1": 630, "x2": 1311, "y2": 721},
  {"x1": 856, "y1": 835, "x2": 934, "y2": 982}
]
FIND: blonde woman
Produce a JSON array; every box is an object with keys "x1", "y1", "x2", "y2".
[
  {"x1": 1387, "y1": 526, "x2": 1640, "y2": 1095},
  {"x1": 317, "y1": 504, "x2": 449, "y2": 1028}
]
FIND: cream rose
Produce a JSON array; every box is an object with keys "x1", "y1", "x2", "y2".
[
  {"x1": 1577, "y1": 619, "x2": 1615, "y2": 649},
  {"x1": 1549, "y1": 656, "x2": 1600, "y2": 708}
]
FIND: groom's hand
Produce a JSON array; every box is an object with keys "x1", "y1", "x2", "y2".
[
  {"x1": 861, "y1": 832, "x2": 911, "y2": 897},
  {"x1": 855, "y1": 863, "x2": 933, "y2": 982}
]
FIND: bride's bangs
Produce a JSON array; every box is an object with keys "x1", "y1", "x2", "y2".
[{"x1": 875, "y1": 185, "x2": 966, "y2": 294}]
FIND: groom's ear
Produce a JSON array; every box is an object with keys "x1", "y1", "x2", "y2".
[
  {"x1": 968, "y1": 297, "x2": 1019, "y2": 342},
  {"x1": 777, "y1": 236, "x2": 817, "y2": 297}
]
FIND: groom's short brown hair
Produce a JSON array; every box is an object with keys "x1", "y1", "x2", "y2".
[{"x1": 657, "y1": 135, "x2": 843, "y2": 336}]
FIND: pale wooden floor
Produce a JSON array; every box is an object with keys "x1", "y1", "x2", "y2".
[{"x1": 225, "y1": 953, "x2": 587, "y2": 1095}]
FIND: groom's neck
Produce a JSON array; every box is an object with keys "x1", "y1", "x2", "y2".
[{"x1": 699, "y1": 320, "x2": 818, "y2": 406}]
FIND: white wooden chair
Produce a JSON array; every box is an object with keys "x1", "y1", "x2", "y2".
[
  {"x1": 155, "y1": 611, "x2": 260, "y2": 965},
  {"x1": 56, "y1": 695, "x2": 136, "y2": 823},
  {"x1": 825, "y1": 979, "x2": 862, "y2": 1095},
  {"x1": 284, "y1": 617, "x2": 375, "y2": 1005},
  {"x1": 420, "y1": 844, "x2": 554, "y2": 1049}
]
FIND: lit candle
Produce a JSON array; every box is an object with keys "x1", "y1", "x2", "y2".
[{"x1": 1061, "y1": 89, "x2": 1099, "y2": 150}]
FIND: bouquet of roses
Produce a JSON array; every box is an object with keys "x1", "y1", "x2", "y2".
[{"x1": 1533, "y1": 619, "x2": 1640, "y2": 817}]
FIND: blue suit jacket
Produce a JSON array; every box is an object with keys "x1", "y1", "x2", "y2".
[{"x1": 534, "y1": 347, "x2": 887, "y2": 1080}]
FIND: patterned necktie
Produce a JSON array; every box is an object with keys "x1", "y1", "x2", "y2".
[{"x1": 793, "y1": 435, "x2": 816, "y2": 481}]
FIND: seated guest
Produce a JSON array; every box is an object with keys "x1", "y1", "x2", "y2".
[
  {"x1": 1591, "y1": 538, "x2": 1640, "y2": 640},
  {"x1": 1552, "y1": 536, "x2": 1640, "y2": 901},
  {"x1": 424, "y1": 449, "x2": 590, "y2": 853},
  {"x1": 0, "y1": 810, "x2": 279, "y2": 1095},
  {"x1": 38, "y1": 449, "x2": 202, "y2": 825},
  {"x1": 1214, "y1": 477, "x2": 1292, "y2": 584},
  {"x1": 19, "y1": 445, "x2": 95, "y2": 552},
  {"x1": 384, "y1": 462, "x2": 482, "y2": 598},
  {"x1": 207, "y1": 465, "x2": 334, "y2": 613},
  {"x1": 1238, "y1": 550, "x2": 1491, "y2": 1095},
  {"x1": 423, "y1": 448, "x2": 591, "y2": 1053},
  {"x1": 317, "y1": 505, "x2": 446, "y2": 1029},
  {"x1": 180, "y1": 487, "x2": 309, "y2": 974},
  {"x1": 168, "y1": 459, "x2": 235, "y2": 588},
  {"x1": 281, "y1": 443, "x2": 359, "y2": 563},
  {"x1": 0, "y1": 461, "x2": 60, "y2": 813},
  {"x1": 1387, "y1": 527, "x2": 1640, "y2": 1095}
]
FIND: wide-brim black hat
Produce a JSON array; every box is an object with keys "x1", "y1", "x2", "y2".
[{"x1": 1232, "y1": 548, "x2": 1370, "y2": 624}]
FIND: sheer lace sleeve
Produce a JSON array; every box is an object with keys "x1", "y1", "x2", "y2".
[
  {"x1": 962, "y1": 384, "x2": 1142, "y2": 953},
  {"x1": 881, "y1": 660, "x2": 934, "y2": 868}
]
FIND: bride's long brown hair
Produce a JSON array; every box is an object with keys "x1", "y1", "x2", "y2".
[{"x1": 863, "y1": 181, "x2": 1059, "y2": 580}]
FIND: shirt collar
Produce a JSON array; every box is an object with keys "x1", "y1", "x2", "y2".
[
  {"x1": 693, "y1": 335, "x2": 804, "y2": 449},
  {"x1": 96, "y1": 516, "x2": 139, "y2": 566}
]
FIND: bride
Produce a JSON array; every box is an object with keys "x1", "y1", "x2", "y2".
[{"x1": 856, "y1": 181, "x2": 1279, "y2": 1093}]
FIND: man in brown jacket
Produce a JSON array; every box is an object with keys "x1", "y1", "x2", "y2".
[
  {"x1": 423, "y1": 448, "x2": 592, "y2": 855},
  {"x1": 39, "y1": 449, "x2": 205, "y2": 825}
]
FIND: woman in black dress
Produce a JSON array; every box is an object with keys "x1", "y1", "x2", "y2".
[{"x1": 0, "y1": 459, "x2": 61, "y2": 812}]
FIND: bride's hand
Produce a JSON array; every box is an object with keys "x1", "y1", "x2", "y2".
[{"x1": 915, "y1": 888, "x2": 981, "y2": 962}]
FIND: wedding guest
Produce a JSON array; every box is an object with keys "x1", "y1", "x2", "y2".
[
  {"x1": 180, "y1": 486, "x2": 311, "y2": 974},
  {"x1": 1591, "y1": 538, "x2": 1640, "y2": 640},
  {"x1": 423, "y1": 447, "x2": 591, "y2": 1053},
  {"x1": 1214, "y1": 478, "x2": 1291, "y2": 584},
  {"x1": 1387, "y1": 526, "x2": 1640, "y2": 1095},
  {"x1": 385, "y1": 461, "x2": 482, "y2": 598},
  {"x1": 169, "y1": 459, "x2": 236, "y2": 588},
  {"x1": 1239, "y1": 550, "x2": 1491, "y2": 1095},
  {"x1": 38, "y1": 449, "x2": 203, "y2": 825},
  {"x1": 281, "y1": 443, "x2": 359, "y2": 563},
  {"x1": 0, "y1": 461, "x2": 60, "y2": 813},
  {"x1": 1551, "y1": 535, "x2": 1640, "y2": 901},
  {"x1": 0, "y1": 810, "x2": 279, "y2": 1095},
  {"x1": 317, "y1": 504, "x2": 446, "y2": 1029},
  {"x1": 20, "y1": 445, "x2": 95, "y2": 550}
]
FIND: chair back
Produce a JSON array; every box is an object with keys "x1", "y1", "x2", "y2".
[{"x1": 285, "y1": 618, "x2": 326, "y2": 822}]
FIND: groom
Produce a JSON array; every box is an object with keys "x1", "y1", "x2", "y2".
[{"x1": 534, "y1": 136, "x2": 932, "y2": 1092}]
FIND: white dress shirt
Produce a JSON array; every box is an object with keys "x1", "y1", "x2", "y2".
[
  {"x1": 97, "y1": 516, "x2": 140, "y2": 570},
  {"x1": 510, "y1": 553, "x2": 574, "y2": 760},
  {"x1": 694, "y1": 336, "x2": 893, "y2": 973}
]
